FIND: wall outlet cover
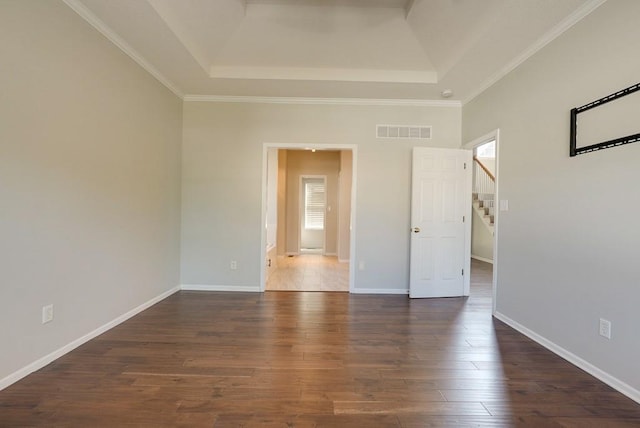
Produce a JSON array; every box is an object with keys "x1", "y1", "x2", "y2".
[
  {"x1": 42, "y1": 304, "x2": 54, "y2": 324},
  {"x1": 599, "y1": 318, "x2": 611, "y2": 339}
]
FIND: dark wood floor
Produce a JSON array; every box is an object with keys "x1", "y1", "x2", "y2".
[{"x1": 2, "y1": 260, "x2": 640, "y2": 427}]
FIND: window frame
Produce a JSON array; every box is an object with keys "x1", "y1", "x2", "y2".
[{"x1": 301, "y1": 176, "x2": 326, "y2": 231}]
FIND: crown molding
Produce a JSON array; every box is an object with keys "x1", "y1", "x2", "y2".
[
  {"x1": 463, "y1": 0, "x2": 607, "y2": 106},
  {"x1": 62, "y1": 0, "x2": 184, "y2": 99},
  {"x1": 183, "y1": 94, "x2": 461, "y2": 107}
]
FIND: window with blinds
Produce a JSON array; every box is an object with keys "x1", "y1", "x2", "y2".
[{"x1": 304, "y1": 179, "x2": 325, "y2": 230}]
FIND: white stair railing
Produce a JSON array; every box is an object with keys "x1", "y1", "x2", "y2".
[
  {"x1": 473, "y1": 156, "x2": 496, "y2": 233},
  {"x1": 473, "y1": 156, "x2": 495, "y2": 195}
]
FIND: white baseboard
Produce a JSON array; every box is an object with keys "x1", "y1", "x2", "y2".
[
  {"x1": 352, "y1": 288, "x2": 409, "y2": 295},
  {"x1": 324, "y1": 252, "x2": 337, "y2": 256},
  {"x1": 494, "y1": 311, "x2": 640, "y2": 405},
  {"x1": 0, "y1": 285, "x2": 180, "y2": 391},
  {"x1": 471, "y1": 255, "x2": 494, "y2": 264},
  {"x1": 181, "y1": 284, "x2": 260, "y2": 292},
  {"x1": 338, "y1": 258, "x2": 350, "y2": 263}
]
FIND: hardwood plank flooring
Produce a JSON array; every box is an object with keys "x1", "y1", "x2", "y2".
[
  {"x1": 266, "y1": 255, "x2": 349, "y2": 292},
  {"x1": 1, "y1": 260, "x2": 639, "y2": 426}
]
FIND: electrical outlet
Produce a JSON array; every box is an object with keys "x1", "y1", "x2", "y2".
[
  {"x1": 42, "y1": 304, "x2": 54, "y2": 324},
  {"x1": 230, "y1": 260, "x2": 237, "y2": 270},
  {"x1": 599, "y1": 318, "x2": 611, "y2": 339}
]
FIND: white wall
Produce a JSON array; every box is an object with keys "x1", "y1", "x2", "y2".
[
  {"x1": 463, "y1": 0, "x2": 640, "y2": 396},
  {"x1": 181, "y1": 102, "x2": 461, "y2": 291},
  {"x1": 476, "y1": 157, "x2": 495, "y2": 177},
  {"x1": 0, "y1": 0, "x2": 182, "y2": 386},
  {"x1": 471, "y1": 210, "x2": 493, "y2": 262}
]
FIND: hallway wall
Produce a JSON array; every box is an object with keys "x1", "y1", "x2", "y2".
[
  {"x1": 463, "y1": 0, "x2": 640, "y2": 396},
  {"x1": 284, "y1": 150, "x2": 340, "y2": 255}
]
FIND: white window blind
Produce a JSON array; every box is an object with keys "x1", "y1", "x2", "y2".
[{"x1": 304, "y1": 180, "x2": 325, "y2": 230}]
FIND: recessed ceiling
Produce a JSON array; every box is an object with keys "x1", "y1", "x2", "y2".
[
  {"x1": 245, "y1": 0, "x2": 411, "y2": 8},
  {"x1": 67, "y1": 0, "x2": 604, "y2": 102}
]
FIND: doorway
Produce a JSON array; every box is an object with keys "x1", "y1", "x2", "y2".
[
  {"x1": 464, "y1": 129, "x2": 500, "y2": 313},
  {"x1": 260, "y1": 144, "x2": 357, "y2": 293}
]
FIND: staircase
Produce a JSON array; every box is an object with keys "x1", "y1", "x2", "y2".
[
  {"x1": 473, "y1": 192, "x2": 494, "y2": 235},
  {"x1": 472, "y1": 155, "x2": 495, "y2": 235}
]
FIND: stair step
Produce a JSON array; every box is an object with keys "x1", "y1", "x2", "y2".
[
  {"x1": 476, "y1": 193, "x2": 494, "y2": 201},
  {"x1": 472, "y1": 199, "x2": 495, "y2": 232},
  {"x1": 483, "y1": 207, "x2": 495, "y2": 216}
]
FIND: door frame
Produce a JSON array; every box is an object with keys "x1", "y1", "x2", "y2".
[
  {"x1": 259, "y1": 143, "x2": 358, "y2": 293},
  {"x1": 463, "y1": 129, "x2": 500, "y2": 315},
  {"x1": 299, "y1": 175, "x2": 327, "y2": 254}
]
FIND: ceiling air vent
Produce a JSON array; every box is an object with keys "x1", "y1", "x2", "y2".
[{"x1": 376, "y1": 125, "x2": 431, "y2": 140}]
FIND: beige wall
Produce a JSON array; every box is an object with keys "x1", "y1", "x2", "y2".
[
  {"x1": 265, "y1": 148, "x2": 278, "y2": 250},
  {"x1": 284, "y1": 150, "x2": 340, "y2": 254},
  {"x1": 463, "y1": 0, "x2": 640, "y2": 394},
  {"x1": 0, "y1": 0, "x2": 182, "y2": 385},
  {"x1": 276, "y1": 150, "x2": 288, "y2": 256},
  {"x1": 338, "y1": 151, "x2": 353, "y2": 262},
  {"x1": 181, "y1": 101, "x2": 461, "y2": 291}
]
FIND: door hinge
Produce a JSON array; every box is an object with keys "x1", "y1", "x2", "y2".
[
  {"x1": 464, "y1": 162, "x2": 467, "y2": 169},
  {"x1": 462, "y1": 268, "x2": 464, "y2": 276},
  {"x1": 463, "y1": 215, "x2": 465, "y2": 223}
]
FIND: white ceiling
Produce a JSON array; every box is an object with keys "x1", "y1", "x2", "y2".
[{"x1": 66, "y1": 0, "x2": 604, "y2": 102}]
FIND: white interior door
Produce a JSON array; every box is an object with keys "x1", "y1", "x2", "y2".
[{"x1": 410, "y1": 147, "x2": 471, "y2": 298}]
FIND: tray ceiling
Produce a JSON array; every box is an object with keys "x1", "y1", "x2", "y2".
[{"x1": 67, "y1": 0, "x2": 604, "y2": 101}]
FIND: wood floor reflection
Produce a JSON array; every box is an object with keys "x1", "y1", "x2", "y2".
[{"x1": 1, "y1": 259, "x2": 639, "y2": 426}]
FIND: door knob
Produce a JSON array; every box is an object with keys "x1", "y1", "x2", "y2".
[{"x1": 413, "y1": 227, "x2": 420, "y2": 233}]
